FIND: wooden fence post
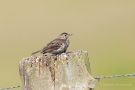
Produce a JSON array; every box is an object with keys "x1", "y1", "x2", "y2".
[{"x1": 19, "y1": 50, "x2": 96, "y2": 90}]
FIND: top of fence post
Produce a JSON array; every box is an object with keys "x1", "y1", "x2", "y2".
[{"x1": 19, "y1": 50, "x2": 96, "y2": 90}]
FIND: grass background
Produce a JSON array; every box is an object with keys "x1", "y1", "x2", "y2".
[{"x1": 0, "y1": 0, "x2": 135, "y2": 90}]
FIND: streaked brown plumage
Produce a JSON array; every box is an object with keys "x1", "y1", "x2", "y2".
[{"x1": 31, "y1": 32, "x2": 72, "y2": 55}]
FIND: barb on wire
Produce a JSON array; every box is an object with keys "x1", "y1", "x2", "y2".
[
  {"x1": 0, "y1": 85, "x2": 21, "y2": 90},
  {"x1": 94, "y1": 72, "x2": 135, "y2": 81}
]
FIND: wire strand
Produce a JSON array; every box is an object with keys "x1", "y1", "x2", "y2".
[{"x1": 0, "y1": 72, "x2": 135, "y2": 90}]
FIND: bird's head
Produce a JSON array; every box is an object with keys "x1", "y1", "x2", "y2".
[{"x1": 58, "y1": 32, "x2": 72, "y2": 40}]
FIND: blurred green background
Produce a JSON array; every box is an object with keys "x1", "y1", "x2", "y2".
[{"x1": 0, "y1": 0, "x2": 135, "y2": 90}]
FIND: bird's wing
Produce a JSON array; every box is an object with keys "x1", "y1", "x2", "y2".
[{"x1": 41, "y1": 39, "x2": 64, "y2": 54}]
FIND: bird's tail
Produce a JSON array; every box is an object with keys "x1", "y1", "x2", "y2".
[{"x1": 31, "y1": 50, "x2": 41, "y2": 55}]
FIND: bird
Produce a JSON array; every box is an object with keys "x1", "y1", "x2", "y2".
[{"x1": 31, "y1": 32, "x2": 72, "y2": 55}]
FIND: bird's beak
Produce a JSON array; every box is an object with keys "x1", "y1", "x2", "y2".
[{"x1": 68, "y1": 34, "x2": 72, "y2": 36}]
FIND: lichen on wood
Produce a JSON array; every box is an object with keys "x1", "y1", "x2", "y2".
[{"x1": 19, "y1": 50, "x2": 96, "y2": 90}]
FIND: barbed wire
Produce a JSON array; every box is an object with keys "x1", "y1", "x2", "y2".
[
  {"x1": 94, "y1": 72, "x2": 135, "y2": 81},
  {"x1": 0, "y1": 85, "x2": 21, "y2": 90},
  {"x1": 0, "y1": 72, "x2": 135, "y2": 90}
]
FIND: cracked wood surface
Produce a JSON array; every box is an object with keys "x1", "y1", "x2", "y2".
[{"x1": 19, "y1": 50, "x2": 96, "y2": 90}]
